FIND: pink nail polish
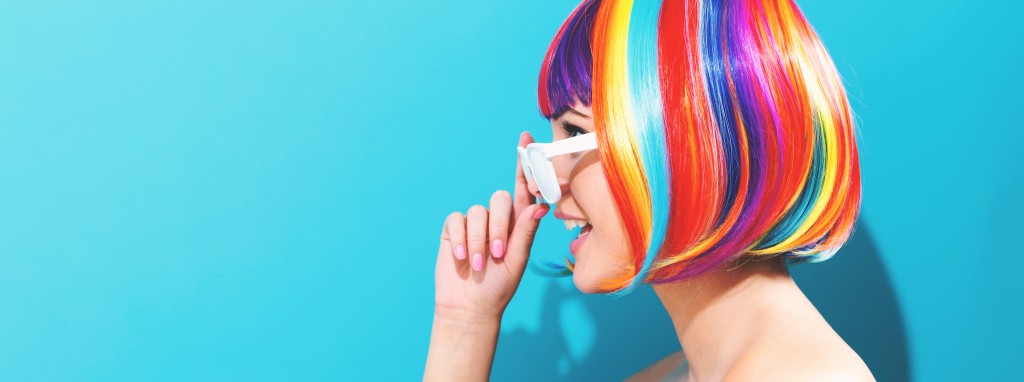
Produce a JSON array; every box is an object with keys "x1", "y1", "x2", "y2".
[
  {"x1": 471, "y1": 253, "x2": 484, "y2": 271},
  {"x1": 492, "y1": 240, "x2": 505, "y2": 258},
  {"x1": 456, "y1": 245, "x2": 467, "y2": 260},
  {"x1": 532, "y1": 206, "x2": 549, "y2": 220}
]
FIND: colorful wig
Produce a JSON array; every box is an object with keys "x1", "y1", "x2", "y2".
[{"x1": 536, "y1": 0, "x2": 862, "y2": 296}]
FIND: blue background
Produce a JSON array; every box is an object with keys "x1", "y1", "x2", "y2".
[{"x1": 0, "y1": 0, "x2": 1020, "y2": 380}]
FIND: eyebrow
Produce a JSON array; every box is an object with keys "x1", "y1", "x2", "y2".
[{"x1": 552, "y1": 107, "x2": 592, "y2": 120}]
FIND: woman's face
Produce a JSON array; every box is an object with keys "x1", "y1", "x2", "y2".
[{"x1": 531, "y1": 101, "x2": 634, "y2": 294}]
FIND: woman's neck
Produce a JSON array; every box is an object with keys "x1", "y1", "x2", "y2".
[{"x1": 651, "y1": 256, "x2": 810, "y2": 381}]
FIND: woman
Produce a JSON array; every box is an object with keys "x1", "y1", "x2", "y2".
[{"x1": 425, "y1": 0, "x2": 873, "y2": 380}]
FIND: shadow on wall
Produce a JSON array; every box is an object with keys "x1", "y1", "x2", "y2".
[
  {"x1": 493, "y1": 278, "x2": 680, "y2": 381},
  {"x1": 492, "y1": 220, "x2": 910, "y2": 381},
  {"x1": 791, "y1": 222, "x2": 911, "y2": 381}
]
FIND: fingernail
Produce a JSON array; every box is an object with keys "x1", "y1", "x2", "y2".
[
  {"x1": 456, "y1": 245, "x2": 467, "y2": 260},
  {"x1": 520, "y1": 131, "x2": 527, "y2": 140},
  {"x1": 492, "y1": 240, "x2": 505, "y2": 258},
  {"x1": 532, "y1": 205, "x2": 549, "y2": 220},
  {"x1": 471, "y1": 253, "x2": 484, "y2": 271}
]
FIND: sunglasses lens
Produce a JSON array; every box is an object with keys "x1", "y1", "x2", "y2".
[
  {"x1": 528, "y1": 149, "x2": 559, "y2": 203},
  {"x1": 518, "y1": 150, "x2": 534, "y2": 180}
]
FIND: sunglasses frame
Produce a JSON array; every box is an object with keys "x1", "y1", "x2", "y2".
[{"x1": 517, "y1": 132, "x2": 598, "y2": 204}]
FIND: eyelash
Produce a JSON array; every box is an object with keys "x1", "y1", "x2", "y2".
[{"x1": 560, "y1": 121, "x2": 587, "y2": 138}]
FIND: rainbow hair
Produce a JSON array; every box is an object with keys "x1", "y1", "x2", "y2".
[{"x1": 536, "y1": 0, "x2": 862, "y2": 296}]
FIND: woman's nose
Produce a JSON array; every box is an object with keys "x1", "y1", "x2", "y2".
[
  {"x1": 525, "y1": 172, "x2": 568, "y2": 201},
  {"x1": 525, "y1": 157, "x2": 573, "y2": 202},
  {"x1": 527, "y1": 177, "x2": 543, "y2": 199},
  {"x1": 552, "y1": 157, "x2": 573, "y2": 191}
]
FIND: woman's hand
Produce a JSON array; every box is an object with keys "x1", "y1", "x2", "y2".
[
  {"x1": 425, "y1": 132, "x2": 549, "y2": 381},
  {"x1": 434, "y1": 131, "x2": 550, "y2": 322}
]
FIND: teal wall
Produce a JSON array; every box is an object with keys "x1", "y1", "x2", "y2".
[{"x1": 0, "y1": 0, "x2": 1019, "y2": 380}]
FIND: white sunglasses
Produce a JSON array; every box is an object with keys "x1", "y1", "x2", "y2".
[{"x1": 517, "y1": 132, "x2": 598, "y2": 204}]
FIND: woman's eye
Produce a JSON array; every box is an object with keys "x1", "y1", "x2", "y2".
[{"x1": 561, "y1": 121, "x2": 587, "y2": 138}]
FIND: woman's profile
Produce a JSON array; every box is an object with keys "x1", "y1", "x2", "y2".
[{"x1": 424, "y1": 0, "x2": 871, "y2": 380}]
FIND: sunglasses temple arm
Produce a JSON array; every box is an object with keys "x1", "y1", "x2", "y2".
[{"x1": 543, "y1": 133, "x2": 598, "y2": 159}]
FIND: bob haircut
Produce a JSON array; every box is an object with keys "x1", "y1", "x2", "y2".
[{"x1": 536, "y1": 0, "x2": 862, "y2": 296}]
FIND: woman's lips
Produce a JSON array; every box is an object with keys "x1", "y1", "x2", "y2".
[
  {"x1": 555, "y1": 210, "x2": 588, "y2": 221},
  {"x1": 570, "y1": 223, "x2": 593, "y2": 254}
]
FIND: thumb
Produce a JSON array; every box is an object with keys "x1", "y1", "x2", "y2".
[{"x1": 504, "y1": 203, "x2": 550, "y2": 273}]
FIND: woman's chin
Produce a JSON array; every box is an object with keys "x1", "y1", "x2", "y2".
[
  {"x1": 572, "y1": 260, "x2": 634, "y2": 295},
  {"x1": 571, "y1": 267, "x2": 604, "y2": 294}
]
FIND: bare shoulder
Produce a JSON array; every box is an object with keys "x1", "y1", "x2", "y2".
[
  {"x1": 723, "y1": 334, "x2": 875, "y2": 382},
  {"x1": 625, "y1": 350, "x2": 689, "y2": 382}
]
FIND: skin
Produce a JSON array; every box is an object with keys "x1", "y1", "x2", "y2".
[
  {"x1": 424, "y1": 102, "x2": 876, "y2": 382},
  {"x1": 535, "y1": 104, "x2": 635, "y2": 293}
]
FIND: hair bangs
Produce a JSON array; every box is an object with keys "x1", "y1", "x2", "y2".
[{"x1": 538, "y1": 0, "x2": 601, "y2": 119}]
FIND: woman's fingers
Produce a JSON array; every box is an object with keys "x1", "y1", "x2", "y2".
[
  {"x1": 512, "y1": 131, "x2": 536, "y2": 222},
  {"x1": 466, "y1": 205, "x2": 489, "y2": 272},
  {"x1": 441, "y1": 130, "x2": 539, "y2": 275},
  {"x1": 488, "y1": 190, "x2": 512, "y2": 259},
  {"x1": 504, "y1": 203, "x2": 549, "y2": 274},
  {"x1": 444, "y1": 212, "x2": 467, "y2": 261}
]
